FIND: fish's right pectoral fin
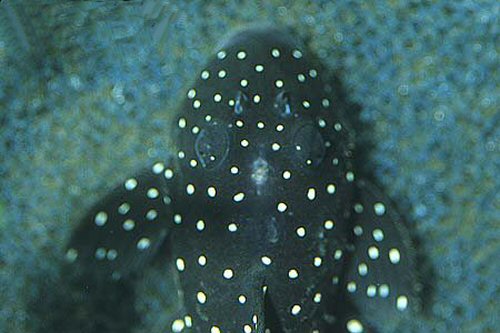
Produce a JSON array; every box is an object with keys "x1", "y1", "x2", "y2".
[{"x1": 65, "y1": 163, "x2": 178, "y2": 281}]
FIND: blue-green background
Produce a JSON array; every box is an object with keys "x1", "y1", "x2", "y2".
[{"x1": 0, "y1": 1, "x2": 498, "y2": 332}]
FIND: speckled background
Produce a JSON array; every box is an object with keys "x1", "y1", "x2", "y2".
[{"x1": 0, "y1": 1, "x2": 498, "y2": 332}]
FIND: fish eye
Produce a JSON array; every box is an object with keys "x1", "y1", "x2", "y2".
[
  {"x1": 234, "y1": 91, "x2": 250, "y2": 115},
  {"x1": 273, "y1": 91, "x2": 292, "y2": 117},
  {"x1": 195, "y1": 122, "x2": 230, "y2": 169},
  {"x1": 293, "y1": 123, "x2": 325, "y2": 167}
]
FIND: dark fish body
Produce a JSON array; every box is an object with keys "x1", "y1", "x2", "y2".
[{"x1": 66, "y1": 27, "x2": 420, "y2": 333}]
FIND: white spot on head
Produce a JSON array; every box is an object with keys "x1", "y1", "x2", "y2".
[
  {"x1": 346, "y1": 171, "x2": 355, "y2": 182},
  {"x1": 186, "y1": 184, "x2": 195, "y2": 195},
  {"x1": 313, "y1": 292, "x2": 322, "y2": 303},
  {"x1": 302, "y1": 100, "x2": 310, "y2": 108},
  {"x1": 65, "y1": 248, "x2": 78, "y2": 262},
  {"x1": 296, "y1": 226, "x2": 306, "y2": 238},
  {"x1": 197, "y1": 291, "x2": 207, "y2": 304},
  {"x1": 347, "y1": 281, "x2": 357, "y2": 293},
  {"x1": 291, "y1": 304, "x2": 301, "y2": 316},
  {"x1": 366, "y1": 285, "x2": 377, "y2": 297},
  {"x1": 137, "y1": 237, "x2": 151, "y2": 250},
  {"x1": 124, "y1": 178, "x2": 137, "y2": 191},
  {"x1": 347, "y1": 319, "x2": 364, "y2": 333},
  {"x1": 297, "y1": 73, "x2": 306, "y2": 82},
  {"x1": 122, "y1": 219, "x2": 135, "y2": 231},
  {"x1": 164, "y1": 168, "x2": 174, "y2": 179},
  {"x1": 275, "y1": 80, "x2": 284, "y2": 88},
  {"x1": 309, "y1": 69, "x2": 318, "y2": 78},
  {"x1": 292, "y1": 49, "x2": 303, "y2": 59},
  {"x1": 353, "y1": 225, "x2": 363, "y2": 236},
  {"x1": 152, "y1": 162, "x2": 165, "y2": 174},
  {"x1": 233, "y1": 192, "x2": 245, "y2": 202},
  {"x1": 223, "y1": 268, "x2": 234, "y2": 279},
  {"x1": 193, "y1": 100, "x2": 201, "y2": 109},
  {"x1": 238, "y1": 294, "x2": 247, "y2": 304},
  {"x1": 184, "y1": 316, "x2": 192, "y2": 328},
  {"x1": 210, "y1": 326, "x2": 220, "y2": 333},
  {"x1": 396, "y1": 295, "x2": 408, "y2": 311},
  {"x1": 213, "y1": 93, "x2": 222, "y2": 102},
  {"x1": 218, "y1": 70, "x2": 226, "y2": 78},
  {"x1": 174, "y1": 214, "x2": 182, "y2": 224},
  {"x1": 207, "y1": 186, "x2": 217, "y2": 198},
  {"x1": 196, "y1": 220, "x2": 205, "y2": 231},
  {"x1": 374, "y1": 202, "x2": 386, "y2": 216},
  {"x1": 198, "y1": 255, "x2": 207, "y2": 266},
  {"x1": 272, "y1": 143, "x2": 281, "y2": 151},
  {"x1": 171, "y1": 319, "x2": 185, "y2": 332},
  {"x1": 237, "y1": 51, "x2": 247, "y2": 60},
  {"x1": 94, "y1": 211, "x2": 108, "y2": 226},
  {"x1": 282, "y1": 170, "x2": 291, "y2": 179},
  {"x1": 261, "y1": 256, "x2": 272, "y2": 266},
  {"x1": 271, "y1": 48, "x2": 280, "y2": 58},
  {"x1": 368, "y1": 246, "x2": 380, "y2": 260},
  {"x1": 288, "y1": 268, "x2": 299, "y2": 279},
  {"x1": 373, "y1": 228, "x2": 385, "y2": 241},
  {"x1": 379, "y1": 284, "x2": 390, "y2": 298},
  {"x1": 217, "y1": 50, "x2": 226, "y2": 59},
  {"x1": 178, "y1": 118, "x2": 187, "y2": 128},
  {"x1": 189, "y1": 159, "x2": 198, "y2": 167},
  {"x1": 236, "y1": 120, "x2": 244, "y2": 128},
  {"x1": 334, "y1": 249, "x2": 343, "y2": 260},
  {"x1": 326, "y1": 184, "x2": 336, "y2": 194},
  {"x1": 255, "y1": 64, "x2": 264, "y2": 72},
  {"x1": 322, "y1": 98, "x2": 330, "y2": 108},
  {"x1": 277, "y1": 202, "x2": 288, "y2": 212},
  {"x1": 240, "y1": 79, "x2": 248, "y2": 87},
  {"x1": 324, "y1": 220, "x2": 334, "y2": 230},
  {"x1": 201, "y1": 70, "x2": 210, "y2": 80},
  {"x1": 176, "y1": 258, "x2": 185, "y2": 271},
  {"x1": 253, "y1": 94, "x2": 261, "y2": 103},
  {"x1": 240, "y1": 139, "x2": 249, "y2": 147},
  {"x1": 187, "y1": 89, "x2": 196, "y2": 99},
  {"x1": 228, "y1": 223, "x2": 238, "y2": 232},
  {"x1": 230, "y1": 166, "x2": 239, "y2": 174},
  {"x1": 276, "y1": 124, "x2": 284, "y2": 132},
  {"x1": 147, "y1": 188, "x2": 159, "y2": 199},
  {"x1": 358, "y1": 263, "x2": 368, "y2": 276},
  {"x1": 307, "y1": 188, "x2": 316, "y2": 200},
  {"x1": 313, "y1": 257, "x2": 322, "y2": 267},
  {"x1": 389, "y1": 248, "x2": 401, "y2": 264},
  {"x1": 146, "y1": 209, "x2": 158, "y2": 220}
]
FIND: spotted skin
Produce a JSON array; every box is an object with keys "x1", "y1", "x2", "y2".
[{"x1": 66, "y1": 28, "x2": 419, "y2": 333}]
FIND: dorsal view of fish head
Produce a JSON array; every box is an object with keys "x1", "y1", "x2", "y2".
[
  {"x1": 172, "y1": 27, "x2": 355, "y2": 221},
  {"x1": 65, "y1": 26, "x2": 421, "y2": 333}
]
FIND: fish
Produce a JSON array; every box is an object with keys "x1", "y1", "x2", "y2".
[{"x1": 65, "y1": 27, "x2": 420, "y2": 333}]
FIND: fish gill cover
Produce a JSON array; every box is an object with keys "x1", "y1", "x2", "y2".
[{"x1": 0, "y1": 1, "x2": 498, "y2": 333}]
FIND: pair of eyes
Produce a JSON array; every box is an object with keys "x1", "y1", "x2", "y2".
[{"x1": 194, "y1": 122, "x2": 326, "y2": 170}]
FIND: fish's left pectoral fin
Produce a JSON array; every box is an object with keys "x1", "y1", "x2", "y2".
[
  {"x1": 65, "y1": 164, "x2": 177, "y2": 281},
  {"x1": 341, "y1": 180, "x2": 420, "y2": 332}
]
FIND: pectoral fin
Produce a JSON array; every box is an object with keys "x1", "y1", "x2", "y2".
[
  {"x1": 65, "y1": 163, "x2": 177, "y2": 281},
  {"x1": 340, "y1": 180, "x2": 420, "y2": 332}
]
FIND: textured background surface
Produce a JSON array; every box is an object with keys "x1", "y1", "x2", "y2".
[{"x1": 0, "y1": 1, "x2": 498, "y2": 332}]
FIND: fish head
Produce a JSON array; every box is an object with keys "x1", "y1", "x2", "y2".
[{"x1": 172, "y1": 28, "x2": 354, "y2": 208}]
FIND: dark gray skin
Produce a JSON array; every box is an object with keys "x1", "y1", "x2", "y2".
[{"x1": 67, "y1": 28, "x2": 420, "y2": 333}]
